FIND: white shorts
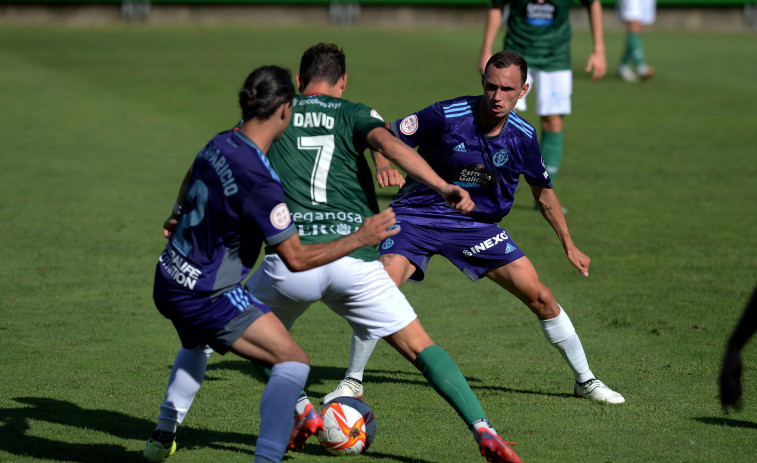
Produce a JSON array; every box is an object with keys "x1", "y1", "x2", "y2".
[
  {"x1": 515, "y1": 69, "x2": 572, "y2": 116},
  {"x1": 244, "y1": 255, "x2": 417, "y2": 341},
  {"x1": 616, "y1": 0, "x2": 656, "y2": 25}
]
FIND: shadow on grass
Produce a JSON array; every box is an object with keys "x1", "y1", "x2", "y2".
[
  {"x1": 0, "y1": 397, "x2": 255, "y2": 462},
  {"x1": 694, "y1": 416, "x2": 757, "y2": 429},
  {"x1": 0, "y1": 396, "x2": 435, "y2": 463},
  {"x1": 211, "y1": 360, "x2": 573, "y2": 400}
]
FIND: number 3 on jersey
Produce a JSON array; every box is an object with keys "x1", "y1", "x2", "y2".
[{"x1": 297, "y1": 134, "x2": 335, "y2": 204}]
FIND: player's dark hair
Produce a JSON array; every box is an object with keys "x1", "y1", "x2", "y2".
[
  {"x1": 484, "y1": 50, "x2": 528, "y2": 86},
  {"x1": 299, "y1": 42, "x2": 346, "y2": 88},
  {"x1": 239, "y1": 65, "x2": 295, "y2": 122}
]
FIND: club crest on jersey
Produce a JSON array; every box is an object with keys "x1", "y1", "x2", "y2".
[
  {"x1": 370, "y1": 109, "x2": 384, "y2": 121},
  {"x1": 493, "y1": 148, "x2": 509, "y2": 167},
  {"x1": 270, "y1": 203, "x2": 292, "y2": 230},
  {"x1": 399, "y1": 115, "x2": 418, "y2": 135}
]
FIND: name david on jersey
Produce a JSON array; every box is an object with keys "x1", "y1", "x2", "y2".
[{"x1": 293, "y1": 112, "x2": 335, "y2": 130}]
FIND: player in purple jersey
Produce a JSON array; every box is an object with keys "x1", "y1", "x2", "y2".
[
  {"x1": 143, "y1": 65, "x2": 399, "y2": 463},
  {"x1": 328, "y1": 51, "x2": 625, "y2": 410}
]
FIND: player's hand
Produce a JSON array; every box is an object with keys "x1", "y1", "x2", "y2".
[
  {"x1": 566, "y1": 246, "x2": 591, "y2": 277},
  {"x1": 357, "y1": 207, "x2": 400, "y2": 246},
  {"x1": 586, "y1": 52, "x2": 607, "y2": 81},
  {"x1": 720, "y1": 348, "x2": 744, "y2": 413},
  {"x1": 376, "y1": 166, "x2": 406, "y2": 188},
  {"x1": 440, "y1": 184, "x2": 475, "y2": 215},
  {"x1": 163, "y1": 216, "x2": 178, "y2": 239}
]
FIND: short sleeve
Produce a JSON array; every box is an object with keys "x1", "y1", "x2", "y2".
[
  {"x1": 390, "y1": 103, "x2": 445, "y2": 149},
  {"x1": 351, "y1": 102, "x2": 392, "y2": 145},
  {"x1": 522, "y1": 136, "x2": 553, "y2": 188},
  {"x1": 241, "y1": 175, "x2": 296, "y2": 246}
]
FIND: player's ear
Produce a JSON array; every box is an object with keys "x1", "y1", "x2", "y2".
[
  {"x1": 295, "y1": 74, "x2": 305, "y2": 93},
  {"x1": 339, "y1": 74, "x2": 347, "y2": 92},
  {"x1": 520, "y1": 82, "x2": 529, "y2": 99},
  {"x1": 280, "y1": 101, "x2": 293, "y2": 122}
]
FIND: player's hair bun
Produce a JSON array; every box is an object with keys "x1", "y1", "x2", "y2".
[{"x1": 239, "y1": 66, "x2": 294, "y2": 122}]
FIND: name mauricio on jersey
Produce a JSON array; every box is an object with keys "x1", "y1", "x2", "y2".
[{"x1": 198, "y1": 144, "x2": 238, "y2": 196}]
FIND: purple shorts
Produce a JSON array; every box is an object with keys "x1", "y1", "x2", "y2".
[
  {"x1": 154, "y1": 280, "x2": 270, "y2": 354},
  {"x1": 378, "y1": 217, "x2": 525, "y2": 282}
]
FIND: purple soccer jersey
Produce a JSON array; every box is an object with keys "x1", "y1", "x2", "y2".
[
  {"x1": 154, "y1": 129, "x2": 296, "y2": 331},
  {"x1": 389, "y1": 96, "x2": 552, "y2": 224}
]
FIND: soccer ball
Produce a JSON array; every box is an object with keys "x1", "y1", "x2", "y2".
[{"x1": 317, "y1": 397, "x2": 376, "y2": 455}]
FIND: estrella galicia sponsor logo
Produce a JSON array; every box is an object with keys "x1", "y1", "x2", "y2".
[
  {"x1": 462, "y1": 231, "x2": 511, "y2": 256},
  {"x1": 493, "y1": 148, "x2": 509, "y2": 167},
  {"x1": 454, "y1": 164, "x2": 496, "y2": 189},
  {"x1": 381, "y1": 238, "x2": 394, "y2": 250}
]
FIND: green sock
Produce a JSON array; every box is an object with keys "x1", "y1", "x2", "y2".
[
  {"x1": 621, "y1": 33, "x2": 634, "y2": 65},
  {"x1": 415, "y1": 345, "x2": 487, "y2": 427},
  {"x1": 540, "y1": 130, "x2": 563, "y2": 183},
  {"x1": 627, "y1": 32, "x2": 646, "y2": 68}
]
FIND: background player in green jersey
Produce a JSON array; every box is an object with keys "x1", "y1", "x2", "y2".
[
  {"x1": 616, "y1": 0, "x2": 657, "y2": 82},
  {"x1": 479, "y1": 0, "x2": 606, "y2": 188}
]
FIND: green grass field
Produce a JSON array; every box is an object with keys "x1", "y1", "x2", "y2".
[{"x1": 1, "y1": 22, "x2": 756, "y2": 463}]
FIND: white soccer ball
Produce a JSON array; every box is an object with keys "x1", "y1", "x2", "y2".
[{"x1": 317, "y1": 397, "x2": 376, "y2": 455}]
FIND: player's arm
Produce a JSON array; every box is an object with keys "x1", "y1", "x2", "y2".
[
  {"x1": 273, "y1": 208, "x2": 400, "y2": 272},
  {"x1": 370, "y1": 150, "x2": 405, "y2": 188},
  {"x1": 366, "y1": 126, "x2": 475, "y2": 214},
  {"x1": 531, "y1": 185, "x2": 590, "y2": 276},
  {"x1": 163, "y1": 166, "x2": 193, "y2": 239},
  {"x1": 585, "y1": 0, "x2": 607, "y2": 81},
  {"x1": 479, "y1": 2, "x2": 505, "y2": 74}
]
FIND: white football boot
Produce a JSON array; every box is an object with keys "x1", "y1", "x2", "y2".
[
  {"x1": 322, "y1": 377, "x2": 363, "y2": 404},
  {"x1": 574, "y1": 379, "x2": 625, "y2": 404},
  {"x1": 617, "y1": 65, "x2": 640, "y2": 83}
]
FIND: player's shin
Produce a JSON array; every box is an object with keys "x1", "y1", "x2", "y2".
[
  {"x1": 539, "y1": 305, "x2": 594, "y2": 383},
  {"x1": 415, "y1": 345, "x2": 486, "y2": 426},
  {"x1": 255, "y1": 361, "x2": 310, "y2": 460}
]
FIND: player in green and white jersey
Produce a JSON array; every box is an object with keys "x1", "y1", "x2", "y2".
[
  {"x1": 479, "y1": 0, "x2": 606, "y2": 188},
  {"x1": 265, "y1": 91, "x2": 389, "y2": 262}
]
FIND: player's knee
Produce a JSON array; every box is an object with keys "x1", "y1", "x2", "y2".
[
  {"x1": 283, "y1": 346, "x2": 310, "y2": 366},
  {"x1": 541, "y1": 115, "x2": 563, "y2": 133},
  {"x1": 528, "y1": 287, "x2": 559, "y2": 319}
]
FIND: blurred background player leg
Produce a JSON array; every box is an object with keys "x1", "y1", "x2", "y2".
[{"x1": 617, "y1": 0, "x2": 657, "y2": 82}]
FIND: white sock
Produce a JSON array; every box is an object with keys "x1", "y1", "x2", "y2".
[
  {"x1": 158, "y1": 346, "x2": 213, "y2": 426},
  {"x1": 539, "y1": 306, "x2": 594, "y2": 384},
  {"x1": 344, "y1": 333, "x2": 379, "y2": 382}
]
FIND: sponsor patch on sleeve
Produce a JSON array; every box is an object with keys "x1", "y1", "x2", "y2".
[
  {"x1": 270, "y1": 203, "x2": 292, "y2": 230},
  {"x1": 399, "y1": 114, "x2": 419, "y2": 136},
  {"x1": 370, "y1": 109, "x2": 384, "y2": 121}
]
